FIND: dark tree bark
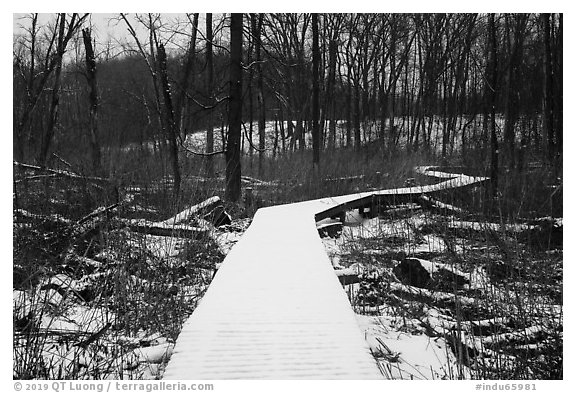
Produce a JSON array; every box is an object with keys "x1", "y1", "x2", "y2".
[
  {"x1": 254, "y1": 13, "x2": 266, "y2": 176},
  {"x1": 387, "y1": 15, "x2": 397, "y2": 148},
  {"x1": 82, "y1": 28, "x2": 103, "y2": 176},
  {"x1": 226, "y1": 13, "x2": 243, "y2": 202},
  {"x1": 175, "y1": 13, "x2": 199, "y2": 138},
  {"x1": 312, "y1": 13, "x2": 320, "y2": 168},
  {"x1": 502, "y1": 14, "x2": 528, "y2": 169},
  {"x1": 542, "y1": 13, "x2": 555, "y2": 162},
  {"x1": 554, "y1": 14, "x2": 563, "y2": 163},
  {"x1": 157, "y1": 43, "x2": 181, "y2": 197},
  {"x1": 354, "y1": 84, "x2": 361, "y2": 149},
  {"x1": 345, "y1": 71, "x2": 352, "y2": 148},
  {"x1": 327, "y1": 36, "x2": 338, "y2": 149},
  {"x1": 205, "y1": 13, "x2": 215, "y2": 177},
  {"x1": 488, "y1": 14, "x2": 499, "y2": 196}
]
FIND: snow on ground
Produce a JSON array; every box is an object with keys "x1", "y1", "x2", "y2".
[
  {"x1": 118, "y1": 114, "x2": 513, "y2": 160},
  {"x1": 318, "y1": 204, "x2": 562, "y2": 380},
  {"x1": 15, "y1": 175, "x2": 560, "y2": 379},
  {"x1": 356, "y1": 313, "x2": 468, "y2": 380},
  {"x1": 320, "y1": 210, "x2": 476, "y2": 379},
  {"x1": 13, "y1": 223, "x2": 216, "y2": 379}
]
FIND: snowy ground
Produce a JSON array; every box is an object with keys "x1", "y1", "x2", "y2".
[
  {"x1": 320, "y1": 209, "x2": 562, "y2": 380},
  {"x1": 118, "y1": 114, "x2": 509, "y2": 159},
  {"x1": 14, "y1": 173, "x2": 561, "y2": 379}
]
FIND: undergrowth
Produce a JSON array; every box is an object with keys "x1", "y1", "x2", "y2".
[{"x1": 13, "y1": 138, "x2": 562, "y2": 379}]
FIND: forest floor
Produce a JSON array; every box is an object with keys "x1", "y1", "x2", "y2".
[
  {"x1": 13, "y1": 165, "x2": 562, "y2": 380},
  {"x1": 322, "y1": 208, "x2": 562, "y2": 379}
]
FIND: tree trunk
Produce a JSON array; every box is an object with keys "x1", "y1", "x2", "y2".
[
  {"x1": 542, "y1": 13, "x2": 555, "y2": 162},
  {"x1": 255, "y1": 14, "x2": 266, "y2": 176},
  {"x1": 388, "y1": 17, "x2": 397, "y2": 149},
  {"x1": 488, "y1": 14, "x2": 499, "y2": 196},
  {"x1": 206, "y1": 13, "x2": 215, "y2": 177},
  {"x1": 327, "y1": 38, "x2": 337, "y2": 149},
  {"x1": 554, "y1": 14, "x2": 563, "y2": 165},
  {"x1": 82, "y1": 28, "x2": 103, "y2": 176},
  {"x1": 312, "y1": 13, "x2": 320, "y2": 169},
  {"x1": 346, "y1": 78, "x2": 352, "y2": 148},
  {"x1": 226, "y1": 13, "x2": 243, "y2": 203},
  {"x1": 354, "y1": 84, "x2": 361, "y2": 149},
  {"x1": 175, "y1": 13, "x2": 199, "y2": 138},
  {"x1": 157, "y1": 43, "x2": 181, "y2": 197}
]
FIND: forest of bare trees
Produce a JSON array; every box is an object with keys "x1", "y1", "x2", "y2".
[{"x1": 13, "y1": 13, "x2": 562, "y2": 201}]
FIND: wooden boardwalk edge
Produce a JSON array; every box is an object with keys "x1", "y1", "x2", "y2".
[{"x1": 315, "y1": 167, "x2": 488, "y2": 222}]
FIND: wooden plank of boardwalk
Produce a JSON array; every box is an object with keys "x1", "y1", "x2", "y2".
[{"x1": 163, "y1": 168, "x2": 488, "y2": 380}]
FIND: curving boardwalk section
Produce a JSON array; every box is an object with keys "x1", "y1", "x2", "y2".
[{"x1": 163, "y1": 168, "x2": 487, "y2": 379}]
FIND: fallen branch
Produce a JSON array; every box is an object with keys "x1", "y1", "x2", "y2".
[
  {"x1": 161, "y1": 196, "x2": 222, "y2": 226},
  {"x1": 77, "y1": 203, "x2": 120, "y2": 226},
  {"x1": 119, "y1": 218, "x2": 208, "y2": 240},
  {"x1": 241, "y1": 176, "x2": 278, "y2": 187},
  {"x1": 13, "y1": 161, "x2": 111, "y2": 185}
]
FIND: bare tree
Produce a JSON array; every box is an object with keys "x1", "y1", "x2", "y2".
[
  {"x1": 324, "y1": 14, "x2": 342, "y2": 150},
  {"x1": 226, "y1": 13, "x2": 243, "y2": 202},
  {"x1": 157, "y1": 42, "x2": 182, "y2": 197},
  {"x1": 488, "y1": 13, "x2": 499, "y2": 195},
  {"x1": 502, "y1": 14, "x2": 528, "y2": 169},
  {"x1": 120, "y1": 13, "x2": 182, "y2": 197},
  {"x1": 81, "y1": 27, "x2": 103, "y2": 175},
  {"x1": 29, "y1": 13, "x2": 88, "y2": 166},
  {"x1": 253, "y1": 13, "x2": 266, "y2": 175},
  {"x1": 205, "y1": 13, "x2": 215, "y2": 177},
  {"x1": 542, "y1": 13, "x2": 555, "y2": 162},
  {"x1": 312, "y1": 13, "x2": 320, "y2": 168},
  {"x1": 175, "y1": 13, "x2": 199, "y2": 138}
]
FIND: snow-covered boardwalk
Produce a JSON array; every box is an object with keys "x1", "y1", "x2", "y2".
[{"x1": 163, "y1": 168, "x2": 487, "y2": 379}]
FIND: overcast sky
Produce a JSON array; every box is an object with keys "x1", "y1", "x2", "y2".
[
  {"x1": 12, "y1": 13, "x2": 215, "y2": 59},
  {"x1": 13, "y1": 13, "x2": 195, "y2": 42}
]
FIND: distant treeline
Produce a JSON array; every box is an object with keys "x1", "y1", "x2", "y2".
[{"x1": 13, "y1": 13, "x2": 562, "y2": 174}]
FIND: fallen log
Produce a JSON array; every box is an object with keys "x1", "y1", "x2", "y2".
[
  {"x1": 161, "y1": 197, "x2": 222, "y2": 226},
  {"x1": 119, "y1": 218, "x2": 208, "y2": 240},
  {"x1": 241, "y1": 176, "x2": 278, "y2": 187}
]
